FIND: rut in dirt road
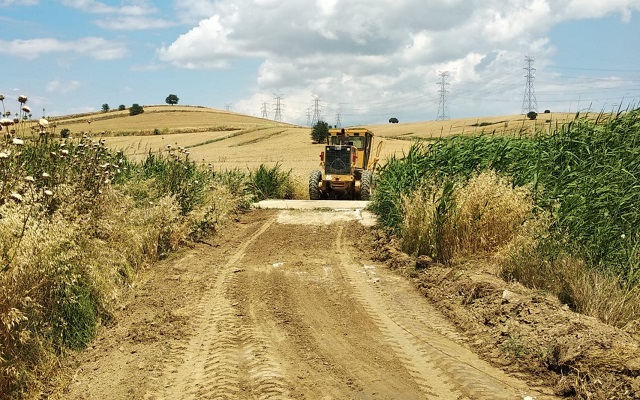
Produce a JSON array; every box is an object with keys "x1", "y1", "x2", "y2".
[
  {"x1": 144, "y1": 209, "x2": 550, "y2": 400},
  {"x1": 149, "y1": 217, "x2": 290, "y2": 399}
]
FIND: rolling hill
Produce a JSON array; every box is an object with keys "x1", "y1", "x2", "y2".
[{"x1": 49, "y1": 105, "x2": 581, "y2": 179}]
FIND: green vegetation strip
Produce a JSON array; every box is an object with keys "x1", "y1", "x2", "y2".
[{"x1": 370, "y1": 110, "x2": 640, "y2": 284}]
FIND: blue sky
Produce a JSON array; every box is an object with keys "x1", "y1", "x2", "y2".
[{"x1": 1, "y1": 0, "x2": 639, "y2": 126}]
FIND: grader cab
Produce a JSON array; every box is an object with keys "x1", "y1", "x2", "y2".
[{"x1": 309, "y1": 128, "x2": 381, "y2": 200}]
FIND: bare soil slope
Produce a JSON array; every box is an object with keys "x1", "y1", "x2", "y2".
[{"x1": 58, "y1": 209, "x2": 556, "y2": 399}]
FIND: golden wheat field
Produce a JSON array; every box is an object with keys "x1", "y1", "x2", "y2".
[{"x1": 50, "y1": 105, "x2": 579, "y2": 180}]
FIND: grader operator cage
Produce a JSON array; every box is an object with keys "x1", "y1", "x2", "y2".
[{"x1": 309, "y1": 128, "x2": 382, "y2": 200}]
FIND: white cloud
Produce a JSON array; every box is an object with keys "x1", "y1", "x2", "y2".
[
  {"x1": 482, "y1": 0, "x2": 552, "y2": 42},
  {"x1": 157, "y1": 14, "x2": 249, "y2": 68},
  {"x1": 557, "y1": 0, "x2": 640, "y2": 21},
  {"x1": 1, "y1": 37, "x2": 127, "y2": 60},
  {"x1": 46, "y1": 79, "x2": 81, "y2": 94},
  {"x1": 173, "y1": 0, "x2": 218, "y2": 23},
  {"x1": 0, "y1": 0, "x2": 38, "y2": 6},
  {"x1": 61, "y1": 0, "x2": 116, "y2": 13},
  {"x1": 62, "y1": 0, "x2": 173, "y2": 30},
  {"x1": 95, "y1": 16, "x2": 175, "y2": 30},
  {"x1": 160, "y1": 0, "x2": 640, "y2": 123}
]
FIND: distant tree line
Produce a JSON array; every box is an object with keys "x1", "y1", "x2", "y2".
[{"x1": 100, "y1": 94, "x2": 178, "y2": 117}]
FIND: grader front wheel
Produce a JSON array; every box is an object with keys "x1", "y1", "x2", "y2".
[
  {"x1": 309, "y1": 170, "x2": 322, "y2": 200},
  {"x1": 360, "y1": 170, "x2": 373, "y2": 200}
]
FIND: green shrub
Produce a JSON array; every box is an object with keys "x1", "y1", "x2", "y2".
[
  {"x1": 129, "y1": 104, "x2": 144, "y2": 116},
  {"x1": 248, "y1": 163, "x2": 294, "y2": 201},
  {"x1": 52, "y1": 278, "x2": 97, "y2": 351},
  {"x1": 311, "y1": 121, "x2": 330, "y2": 143},
  {"x1": 140, "y1": 151, "x2": 207, "y2": 214}
]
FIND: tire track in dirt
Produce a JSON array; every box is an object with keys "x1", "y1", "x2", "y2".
[
  {"x1": 333, "y1": 225, "x2": 547, "y2": 400},
  {"x1": 147, "y1": 216, "x2": 290, "y2": 400}
]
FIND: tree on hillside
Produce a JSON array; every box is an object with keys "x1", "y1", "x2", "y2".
[
  {"x1": 118, "y1": 104, "x2": 126, "y2": 111},
  {"x1": 129, "y1": 103, "x2": 144, "y2": 116},
  {"x1": 527, "y1": 111, "x2": 538, "y2": 120},
  {"x1": 101, "y1": 103, "x2": 110, "y2": 112},
  {"x1": 311, "y1": 120, "x2": 330, "y2": 143},
  {"x1": 166, "y1": 94, "x2": 179, "y2": 105}
]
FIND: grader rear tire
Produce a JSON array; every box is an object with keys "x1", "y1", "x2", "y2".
[{"x1": 309, "y1": 170, "x2": 322, "y2": 200}]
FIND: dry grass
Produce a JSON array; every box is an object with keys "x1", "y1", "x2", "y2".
[
  {"x1": 51, "y1": 105, "x2": 275, "y2": 134},
  {"x1": 400, "y1": 171, "x2": 533, "y2": 263},
  {"x1": 44, "y1": 105, "x2": 412, "y2": 185},
  {"x1": 499, "y1": 223, "x2": 640, "y2": 329},
  {"x1": 367, "y1": 112, "x2": 583, "y2": 140},
  {"x1": 0, "y1": 157, "x2": 239, "y2": 397},
  {"x1": 454, "y1": 171, "x2": 532, "y2": 257}
]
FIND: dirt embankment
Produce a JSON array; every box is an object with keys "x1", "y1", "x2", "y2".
[
  {"x1": 55, "y1": 208, "x2": 639, "y2": 399},
  {"x1": 365, "y1": 231, "x2": 640, "y2": 399}
]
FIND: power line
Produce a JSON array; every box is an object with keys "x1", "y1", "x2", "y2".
[
  {"x1": 521, "y1": 56, "x2": 538, "y2": 114},
  {"x1": 311, "y1": 96, "x2": 322, "y2": 126},
  {"x1": 436, "y1": 71, "x2": 450, "y2": 121},
  {"x1": 273, "y1": 94, "x2": 283, "y2": 122},
  {"x1": 547, "y1": 66, "x2": 640, "y2": 73}
]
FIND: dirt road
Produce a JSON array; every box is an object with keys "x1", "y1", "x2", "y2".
[{"x1": 62, "y1": 209, "x2": 553, "y2": 399}]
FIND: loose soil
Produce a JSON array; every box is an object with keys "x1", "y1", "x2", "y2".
[{"x1": 57, "y1": 209, "x2": 639, "y2": 399}]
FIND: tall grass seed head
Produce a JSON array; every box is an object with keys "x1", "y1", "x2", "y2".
[
  {"x1": 21, "y1": 106, "x2": 31, "y2": 114},
  {"x1": 18, "y1": 95, "x2": 27, "y2": 104},
  {"x1": 39, "y1": 118, "x2": 49, "y2": 128},
  {"x1": 0, "y1": 117, "x2": 13, "y2": 127},
  {"x1": 12, "y1": 138, "x2": 24, "y2": 145}
]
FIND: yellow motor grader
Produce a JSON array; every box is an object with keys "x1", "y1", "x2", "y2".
[{"x1": 309, "y1": 128, "x2": 382, "y2": 200}]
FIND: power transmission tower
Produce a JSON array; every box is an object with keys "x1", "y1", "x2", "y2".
[
  {"x1": 436, "y1": 71, "x2": 450, "y2": 121},
  {"x1": 335, "y1": 112, "x2": 342, "y2": 128},
  {"x1": 261, "y1": 101, "x2": 269, "y2": 119},
  {"x1": 273, "y1": 94, "x2": 283, "y2": 122},
  {"x1": 311, "y1": 96, "x2": 322, "y2": 126},
  {"x1": 521, "y1": 56, "x2": 538, "y2": 114},
  {"x1": 224, "y1": 103, "x2": 232, "y2": 111},
  {"x1": 306, "y1": 107, "x2": 312, "y2": 126}
]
